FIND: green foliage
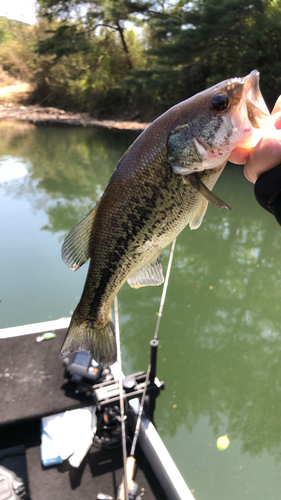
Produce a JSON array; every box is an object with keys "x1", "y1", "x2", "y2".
[
  {"x1": 0, "y1": 17, "x2": 14, "y2": 43},
  {"x1": 1, "y1": 0, "x2": 281, "y2": 116},
  {"x1": 31, "y1": 25, "x2": 147, "y2": 113},
  {"x1": 37, "y1": 24, "x2": 92, "y2": 60},
  {"x1": 136, "y1": 0, "x2": 281, "y2": 111},
  {"x1": 0, "y1": 17, "x2": 36, "y2": 80},
  {"x1": 30, "y1": 0, "x2": 154, "y2": 112},
  {"x1": 0, "y1": 16, "x2": 28, "y2": 43}
]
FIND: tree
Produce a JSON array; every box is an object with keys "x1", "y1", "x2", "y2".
[
  {"x1": 37, "y1": 0, "x2": 152, "y2": 69},
  {"x1": 134, "y1": 0, "x2": 281, "y2": 110},
  {"x1": 32, "y1": 0, "x2": 158, "y2": 113}
]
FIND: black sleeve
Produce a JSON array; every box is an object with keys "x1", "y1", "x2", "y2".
[{"x1": 254, "y1": 164, "x2": 281, "y2": 226}]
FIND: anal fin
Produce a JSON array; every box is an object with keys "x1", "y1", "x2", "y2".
[{"x1": 128, "y1": 255, "x2": 164, "y2": 289}]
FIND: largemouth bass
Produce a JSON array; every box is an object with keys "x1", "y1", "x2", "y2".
[{"x1": 61, "y1": 70, "x2": 270, "y2": 365}]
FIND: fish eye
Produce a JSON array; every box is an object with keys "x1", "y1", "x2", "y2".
[{"x1": 211, "y1": 93, "x2": 229, "y2": 112}]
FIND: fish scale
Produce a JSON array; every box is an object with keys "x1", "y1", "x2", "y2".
[{"x1": 61, "y1": 70, "x2": 271, "y2": 365}]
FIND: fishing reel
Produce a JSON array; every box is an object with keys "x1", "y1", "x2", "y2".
[{"x1": 94, "y1": 405, "x2": 123, "y2": 450}]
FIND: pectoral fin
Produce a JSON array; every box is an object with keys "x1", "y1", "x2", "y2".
[
  {"x1": 61, "y1": 202, "x2": 99, "y2": 271},
  {"x1": 128, "y1": 255, "x2": 164, "y2": 289},
  {"x1": 190, "y1": 199, "x2": 209, "y2": 230},
  {"x1": 188, "y1": 174, "x2": 231, "y2": 210}
]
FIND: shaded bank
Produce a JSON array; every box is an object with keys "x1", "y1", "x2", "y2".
[{"x1": 0, "y1": 103, "x2": 150, "y2": 131}]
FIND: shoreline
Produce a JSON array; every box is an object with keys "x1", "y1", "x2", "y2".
[{"x1": 0, "y1": 103, "x2": 150, "y2": 131}]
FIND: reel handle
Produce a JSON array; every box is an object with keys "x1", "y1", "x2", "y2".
[{"x1": 117, "y1": 456, "x2": 136, "y2": 500}]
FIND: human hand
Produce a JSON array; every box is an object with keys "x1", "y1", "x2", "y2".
[
  {"x1": 244, "y1": 96, "x2": 281, "y2": 183},
  {"x1": 228, "y1": 95, "x2": 281, "y2": 182},
  {"x1": 227, "y1": 96, "x2": 281, "y2": 224}
]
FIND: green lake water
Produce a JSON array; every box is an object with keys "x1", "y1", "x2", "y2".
[{"x1": 1, "y1": 120, "x2": 281, "y2": 499}]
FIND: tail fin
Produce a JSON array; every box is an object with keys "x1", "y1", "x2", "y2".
[{"x1": 60, "y1": 310, "x2": 117, "y2": 366}]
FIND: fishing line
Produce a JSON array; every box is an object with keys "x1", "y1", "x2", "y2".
[
  {"x1": 128, "y1": 238, "x2": 177, "y2": 465},
  {"x1": 154, "y1": 238, "x2": 177, "y2": 340},
  {"x1": 114, "y1": 295, "x2": 129, "y2": 500},
  {"x1": 115, "y1": 239, "x2": 177, "y2": 499},
  {"x1": 130, "y1": 361, "x2": 151, "y2": 459}
]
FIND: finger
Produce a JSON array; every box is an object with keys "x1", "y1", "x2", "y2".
[
  {"x1": 271, "y1": 96, "x2": 281, "y2": 129},
  {"x1": 272, "y1": 95, "x2": 281, "y2": 116},
  {"x1": 228, "y1": 147, "x2": 251, "y2": 165},
  {"x1": 244, "y1": 131, "x2": 281, "y2": 183},
  {"x1": 273, "y1": 114, "x2": 281, "y2": 130}
]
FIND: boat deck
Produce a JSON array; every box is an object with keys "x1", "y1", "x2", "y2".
[
  {"x1": 0, "y1": 324, "x2": 168, "y2": 500},
  {"x1": 0, "y1": 419, "x2": 165, "y2": 500}
]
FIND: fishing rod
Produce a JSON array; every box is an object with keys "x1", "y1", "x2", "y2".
[
  {"x1": 114, "y1": 296, "x2": 129, "y2": 500},
  {"x1": 118, "y1": 363, "x2": 151, "y2": 500},
  {"x1": 117, "y1": 239, "x2": 177, "y2": 500}
]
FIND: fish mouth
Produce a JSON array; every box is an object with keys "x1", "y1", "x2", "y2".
[
  {"x1": 243, "y1": 70, "x2": 270, "y2": 129},
  {"x1": 230, "y1": 70, "x2": 272, "y2": 149}
]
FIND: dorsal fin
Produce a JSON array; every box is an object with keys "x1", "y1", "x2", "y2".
[
  {"x1": 127, "y1": 255, "x2": 164, "y2": 289},
  {"x1": 190, "y1": 199, "x2": 209, "y2": 230},
  {"x1": 61, "y1": 203, "x2": 99, "y2": 271}
]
